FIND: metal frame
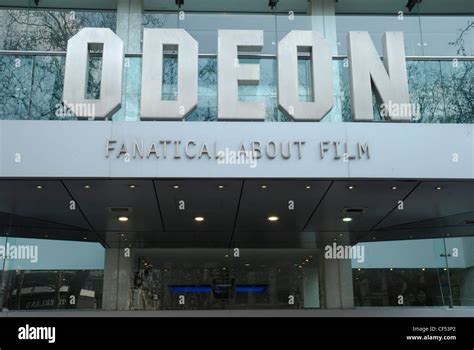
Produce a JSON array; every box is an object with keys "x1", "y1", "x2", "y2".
[{"x1": 0, "y1": 50, "x2": 472, "y2": 61}]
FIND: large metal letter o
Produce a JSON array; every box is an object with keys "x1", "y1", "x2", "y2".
[{"x1": 63, "y1": 28, "x2": 124, "y2": 119}]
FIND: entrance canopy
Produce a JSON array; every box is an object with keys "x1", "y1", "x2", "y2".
[{"x1": 0, "y1": 179, "x2": 472, "y2": 248}]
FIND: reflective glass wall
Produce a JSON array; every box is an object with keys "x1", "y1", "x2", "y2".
[
  {"x1": 121, "y1": 249, "x2": 318, "y2": 311},
  {"x1": 0, "y1": 237, "x2": 105, "y2": 311},
  {"x1": 0, "y1": 3, "x2": 471, "y2": 123},
  {"x1": 352, "y1": 237, "x2": 474, "y2": 308}
]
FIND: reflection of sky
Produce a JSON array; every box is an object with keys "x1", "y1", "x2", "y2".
[
  {"x1": 0, "y1": 237, "x2": 104, "y2": 270},
  {"x1": 351, "y1": 237, "x2": 474, "y2": 269}
]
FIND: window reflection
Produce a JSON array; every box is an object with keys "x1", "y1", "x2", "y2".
[{"x1": 0, "y1": 8, "x2": 116, "y2": 51}]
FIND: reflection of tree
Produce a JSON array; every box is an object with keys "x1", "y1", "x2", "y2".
[
  {"x1": 408, "y1": 60, "x2": 473, "y2": 123},
  {"x1": 0, "y1": 9, "x2": 471, "y2": 123},
  {"x1": 185, "y1": 58, "x2": 218, "y2": 121},
  {"x1": 0, "y1": 8, "x2": 115, "y2": 120},
  {"x1": 1, "y1": 8, "x2": 116, "y2": 51},
  {"x1": 143, "y1": 13, "x2": 171, "y2": 29},
  {"x1": 449, "y1": 21, "x2": 473, "y2": 56}
]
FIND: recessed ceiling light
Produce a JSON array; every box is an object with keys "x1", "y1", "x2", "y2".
[
  {"x1": 218, "y1": 185, "x2": 224, "y2": 189},
  {"x1": 36, "y1": 185, "x2": 43, "y2": 189},
  {"x1": 391, "y1": 186, "x2": 397, "y2": 190},
  {"x1": 120, "y1": 233, "x2": 125, "y2": 237},
  {"x1": 261, "y1": 185, "x2": 267, "y2": 189},
  {"x1": 194, "y1": 216, "x2": 205, "y2": 222},
  {"x1": 446, "y1": 233, "x2": 450, "y2": 236},
  {"x1": 305, "y1": 258, "x2": 309, "y2": 262},
  {"x1": 118, "y1": 216, "x2": 129, "y2": 222},
  {"x1": 44, "y1": 234, "x2": 48, "y2": 238},
  {"x1": 129, "y1": 184, "x2": 136, "y2": 189},
  {"x1": 435, "y1": 186, "x2": 442, "y2": 190},
  {"x1": 372, "y1": 237, "x2": 376, "y2": 240},
  {"x1": 173, "y1": 184, "x2": 180, "y2": 189},
  {"x1": 357, "y1": 268, "x2": 361, "y2": 271},
  {"x1": 222, "y1": 267, "x2": 226, "y2": 270},
  {"x1": 390, "y1": 268, "x2": 394, "y2": 271},
  {"x1": 339, "y1": 233, "x2": 343, "y2": 237},
  {"x1": 298, "y1": 265, "x2": 302, "y2": 269},
  {"x1": 84, "y1": 185, "x2": 91, "y2": 189},
  {"x1": 443, "y1": 268, "x2": 447, "y2": 271},
  {"x1": 422, "y1": 268, "x2": 426, "y2": 271},
  {"x1": 342, "y1": 217, "x2": 352, "y2": 222},
  {"x1": 268, "y1": 216, "x2": 279, "y2": 222},
  {"x1": 224, "y1": 254, "x2": 229, "y2": 258},
  {"x1": 305, "y1": 185, "x2": 311, "y2": 189},
  {"x1": 245, "y1": 263, "x2": 250, "y2": 267},
  {"x1": 83, "y1": 236, "x2": 87, "y2": 240},
  {"x1": 347, "y1": 185, "x2": 354, "y2": 190}
]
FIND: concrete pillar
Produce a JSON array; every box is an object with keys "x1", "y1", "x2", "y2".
[
  {"x1": 319, "y1": 258, "x2": 354, "y2": 309},
  {"x1": 116, "y1": 0, "x2": 143, "y2": 122},
  {"x1": 308, "y1": 0, "x2": 338, "y2": 54},
  {"x1": 117, "y1": 0, "x2": 143, "y2": 53},
  {"x1": 102, "y1": 248, "x2": 134, "y2": 310},
  {"x1": 308, "y1": 0, "x2": 343, "y2": 122},
  {"x1": 269, "y1": 269, "x2": 278, "y2": 306},
  {"x1": 318, "y1": 232, "x2": 355, "y2": 309},
  {"x1": 303, "y1": 267, "x2": 320, "y2": 308}
]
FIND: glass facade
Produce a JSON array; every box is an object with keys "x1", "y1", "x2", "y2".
[
  {"x1": 0, "y1": 5, "x2": 472, "y2": 122},
  {"x1": 0, "y1": 237, "x2": 104, "y2": 311},
  {"x1": 0, "y1": 1, "x2": 472, "y2": 314}
]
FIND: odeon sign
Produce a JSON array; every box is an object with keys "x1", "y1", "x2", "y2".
[{"x1": 63, "y1": 28, "x2": 412, "y2": 122}]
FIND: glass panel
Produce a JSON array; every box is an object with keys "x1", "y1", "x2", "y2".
[
  {"x1": 238, "y1": 58, "x2": 278, "y2": 121},
  {"x1": 407, "y1": 60, "x2": 447, "y2": 123},
  {"x1": 352, "y1": 239, "x2": 449, "y2": 307},
  {"x1": 0, "y1": 55, "x2": 34, "y2": 120},
  {"x1": 186, "y1": 57, "x2": 217, "y2": 121},
  {"x1": 335, "y1": 15, "x2": 423, "y2": 56},
  {"x1": 445, "y1": 237, "x2": 474, "y2": 307},
  {"x1": 124, "y1": 249, "x2": 319, "y2": 311},
  {"x1": 439, "y1": 60, "x2": 473, "y2": 123},
  {"x1": 25, "y1": 9, "x2": 116, "y2": 51},
  {"x1": 0, "y1": 8, "x2": 29, "y2": 50},
  {"x1": 419, "y1": 16, "x2": 474, "y2": 56},
  {"x1": 1, "y1": 236, "x2": 105, "y2": 311},
  {"x1": 276, "y1": 13, "x2": 312, "y2": 42},
  {"x1": 143, "y1": 12, "x2": 178, "y2": 29},
  {"x1": 178, "y1": 13, "x2": 277, "y2": 54},
  {"x1": 1, "y1": 53, "x2": 473, "y2": 123},
  {"x1": 29, "y1": 55, "x2": 68, "y2": 120}
]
